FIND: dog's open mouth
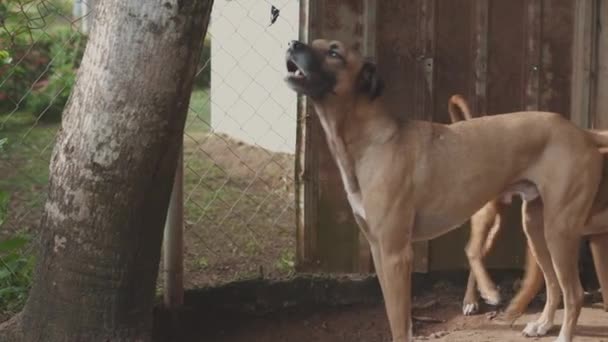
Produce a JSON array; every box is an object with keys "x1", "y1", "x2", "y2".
[{"x1": 286, "y1": 59, "x2": 307, "y2": 80}]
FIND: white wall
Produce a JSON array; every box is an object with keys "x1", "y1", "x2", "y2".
[{"x1": 210, "y1": 0, "x2": 299, "y2": 154}]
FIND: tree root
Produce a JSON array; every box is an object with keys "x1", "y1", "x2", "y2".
[{"x1": 0, "y1": 312, "x2": 23, "y2": 342}]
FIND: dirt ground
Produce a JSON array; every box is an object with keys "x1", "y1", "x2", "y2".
[
  {"x1": 168, "y1": 287, "x2": 608, "y2": 342},
  {"x1": 177, "y1": 132, "x2": 296, "y2": 287}
]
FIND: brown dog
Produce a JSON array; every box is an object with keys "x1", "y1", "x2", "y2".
[
  {"x1": 448, "y1": 95, "x2": 545, "y2": 318},
  {"x1": 449, "y1": 95, "x2": 608, "y2": 320},
  {"x1": 284, "y1": 39, "x2": 608, "y2": 342}
]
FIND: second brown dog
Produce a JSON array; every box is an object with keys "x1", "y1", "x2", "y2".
[{"x1": 448, "y1": 94, "x2": 608, "y2": 320}]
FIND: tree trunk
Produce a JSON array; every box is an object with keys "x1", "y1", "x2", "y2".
[{"x1": 0, "y1": 1, "x2": 214, "y2": 341}]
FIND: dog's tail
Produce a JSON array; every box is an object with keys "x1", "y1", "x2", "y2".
[{"x1": 448, "y1": 94, "x2": 473, "y2": 123}]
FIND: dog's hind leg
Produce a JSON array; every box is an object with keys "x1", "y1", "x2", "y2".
[
  {"x1": 545, "y1": 227, "x2": 585, "y2": 342},
  {"x1": 499, "y1": 244, "x2": 544, "y2": 321},
  {"x1": 589, "y1": 232, "x2": 608, "y2": 311},
  {"x1": 520, "y1": 199, "x2": 561, "y2": 338},
  {"x1": 465, "y1": 202, "x2": 502, "y2": 315},
  {"x1": 463, "y1": 272, "x2": 480, "y2": 315}
]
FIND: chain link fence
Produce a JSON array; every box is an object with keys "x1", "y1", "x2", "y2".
[
  {"x1": 180, "y1": 0, "x2": 299, "y2": 287},
  {"x1": 0, "y1": 0, "x2": 300, "y2": 314},
  {"x1": 0, "y1": 0, "x2": 93, "y2": 318}
]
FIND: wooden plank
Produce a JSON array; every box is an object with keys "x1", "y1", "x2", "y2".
[
  {"x1": 538, "y1": 0, "x2": 575, "y2": 115},
  {"x1": 472, "y1": 0, "x2": 489, "y2": 116},
  {"x1": 414, "y1": 0, "x2": 435, "y2": 121},
  {"x1": 376, "y1": 1, "x2": 419, "y2": 118},
  {"x1": 295, "y1": 0, "x2": 320, "y2": 271},
  {"x1": 524, "y1": 0, "x2": 542, "y2": 111},
  {"x1": 593, "y1": 0, "x2": 608, "y2": 128},
  {"x1": 411, "y1": 0, "x2": 436, "y2": 273},
  {"x1": 297, "y1": 0, "x2": 369, "y2": 273},
  {"x1": 355, "y1": 0, "x2": 377, "y2": 274},
  {"x1": 376, "y1": 1, "x2": 429, "y2": 273},
  {"x1": 433, "y1": 0, "x2": 474, "y2": 123},
  {"x1": 570, "y1": 0, "x2": 597, "y2": 128},
  {"x1": 480, "y1": 0, "x2": 528, "y2": 270},
  {"x1": 427, "y1": 0, "x2": 483, "y2": 272},
  {"x1": 487, "y1": 0, "x2": 527, "y2": 114}
]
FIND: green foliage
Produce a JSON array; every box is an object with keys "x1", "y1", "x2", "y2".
[
  {"x1": 25, "y1": 27, "x2": 86, "y2": 123},
  {"x1": 275, "y1": 250, "x2": 295, "y2": 275},
  {"x1": 0, "y1": 133, "x2": 34, "y2": 314},
  {"x1": 0, "y1": 34, "x2": 53, "y2": 113},
  {"x1": 0, "y1": 191, "x2": 8, "y2": 227},
  {"x1": 0, "y1": 50, "x2": 11, "y2": 66},
  {"x1": 0, "y1": 234, "x2": 34, "y2": 313},
  {"x1": 194, "y1": 39, "x2": 211, "y2": 89},
  {"x1": 0, "y1": 1, "x2": 86, "y2": 120}
]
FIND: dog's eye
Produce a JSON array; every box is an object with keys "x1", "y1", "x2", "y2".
[{"x1": 328, "y1": 50, "x2": 340, "y2": 58}]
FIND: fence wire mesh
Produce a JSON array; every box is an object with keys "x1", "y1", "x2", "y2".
[
  {"x1": 0, "y1": 0, "x2": 94, "y2": 316},
  {"x1": 180, "y1": 0, "x2": 298, "y2": 287},
  {"x1": 0, "y1": 0, "x2": 299, "y2": 305}
]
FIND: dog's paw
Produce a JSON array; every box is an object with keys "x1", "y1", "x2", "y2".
[
  {"x1": 552, "y1": 336, "x2": 571, "y2": 342},
  {"x1": 492, "y1": 310, "x2": 522, "y2": 324},
  {"x1": 481, "y1": 291, "x2": 502, "y2": 306},
  {"x1": 522, "y1": 320, "x2": 553, "y2": 337},
  {"x1": 462, "y1": 301, "x2": 479, "y2": 316}
]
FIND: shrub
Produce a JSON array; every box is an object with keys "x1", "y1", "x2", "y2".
[
  {"x1": 24, "y1": 28, "x2": 87, "y2": 123},
  {"x1": 0, "y1": 234, "x2": 34, "y2": 313},
  {"x1": 0, "y1": 0, "x2": 60, "y2": 114},
  {"x1": 0, "y1": 1, "x2": 85, "y2": 120},
  {"x1": 194, "y1": 38, "x2": 211, "y2": 89},
  {"x1": 0, "y1": 35, "x2": 53, "y2": 114}
]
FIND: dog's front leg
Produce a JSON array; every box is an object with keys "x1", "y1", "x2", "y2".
[
  {"x1": 589, "y1": 233, "x2": 608, "y2": 311},
  {"x1": 371, "y1": 210, "x2": 415, "y2": 342},
  {"x1": 354, "y1": 214, "x2": 389, "y2": 300}
]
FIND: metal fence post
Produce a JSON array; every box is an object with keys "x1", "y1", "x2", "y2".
[{"x1": 163, "y1": 144, "x2": 184, "y2": 308}]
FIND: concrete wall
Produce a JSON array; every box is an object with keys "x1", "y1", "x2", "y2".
[{"x1": 210, "y1": 0, "x2": 299, "y2": 154}]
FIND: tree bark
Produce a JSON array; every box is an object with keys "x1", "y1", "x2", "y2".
[{"x1": 0, "y1": 1, "x2": 214, "y2": 341}]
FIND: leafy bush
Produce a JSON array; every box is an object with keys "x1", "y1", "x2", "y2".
[
  {"x1": 194, "y1": 39, "x2": 211, "y2": 89},
  {"x1": 0, "y1": 136, "x2": 34, "y2": 313},
  {"x1": 0, "y1": 35, "x2": 53, "y2": 114},
  {"x1": 0, "y1": 181, "x2": 33, "y2": 313},
  {"x1": 24, "y1": 28, "x2": 87, "y2": 123},
  {"x1": 0, "y1": 1, "x2": 85, "y2": 120},
  {"x1": 0, "y1": 235, "x2": 34, "y2": 313}
]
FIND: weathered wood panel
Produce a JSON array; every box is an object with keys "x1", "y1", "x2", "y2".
[
  {"x1": 296, "y1": 0, "x2": 369, "y2": 273},
  {"x1": 297, "y1": 0, "x2": 595, "y2": 274},
  {"x1": 593, "y1": 0, "x2": 608, "y2": 128}
]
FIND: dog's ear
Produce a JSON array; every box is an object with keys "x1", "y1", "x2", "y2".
[{"x1": 357, "y1": 61, "x2": 384, "y2": 100}]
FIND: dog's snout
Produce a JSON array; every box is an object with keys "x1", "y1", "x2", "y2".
[{"x1": 289, "y1": 40, "x2": 303, "y2": 50}]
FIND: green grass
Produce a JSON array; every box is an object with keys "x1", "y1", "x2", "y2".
[
  {"x1": 185, "y1": 88, "x2": 211, "y2": 134},
  {"x1": 0, "y1": 235, "x2": 34, "y2": 315},
  {"x1": 0, "y1": 88, "x2": 213, "y2": 313},
  {"x1": 0, "y1": 112, "x2": 58, "y2": 234},
  {"x1": 0, "y1": 118, "x2": 37, "y2": 316},
  {"x1": 0, "y1": 88, "x2": 212, "y2": 231}
]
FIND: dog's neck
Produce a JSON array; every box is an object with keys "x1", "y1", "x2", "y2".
[{"x1": 312, "y1": 95, "x2": 398, "y2": 195}]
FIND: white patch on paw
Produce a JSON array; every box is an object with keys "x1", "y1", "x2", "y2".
[
  {"x1": 463, "y1": 302, "x2": 479, "y2": 316},
  {"x1": 481, "y1": 292, "x2": 501, "y2": 306},
  {"x1": 522, "y1": 320, "x2": 552, "y2": 337}
]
